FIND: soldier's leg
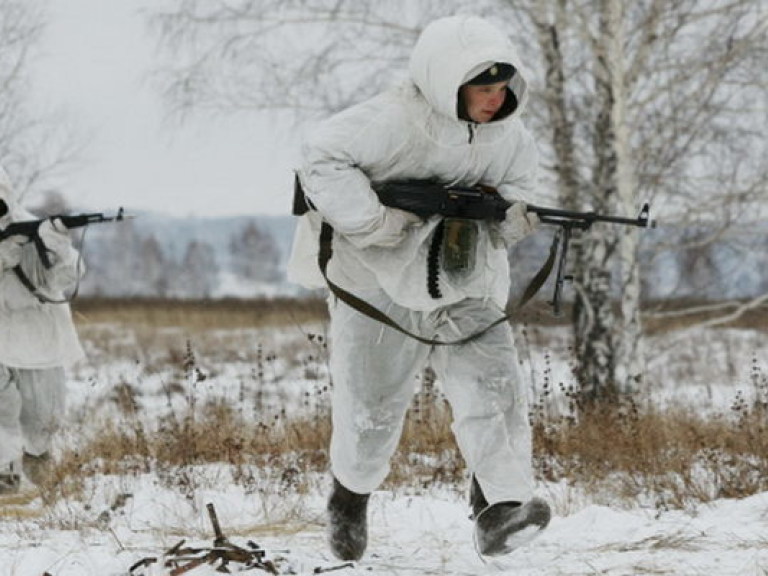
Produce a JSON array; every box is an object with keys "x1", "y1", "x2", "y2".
[
  {"x1": 0, "y1": 365, "x2": 23, "y2": 468},
  {"x1": 0, "y1": 365, "x2": 23, "y2": 493},
  {"x1": 18, "y1": 367, "x2": 65, "y2": 485},
  {"x1": 430, "y1": 299, "x2": 534, "y2": 505},
  {"x1": 328, "y1": 289, "x2": 431, "y2": 494},
  {"x1": 325, "y1": 289, "x2": 431, "y2": 560},
  {"x1": 431, "y1": 300, "x2": 550, "y2": 555},
  {"x1": 17, "y1": 367, "x2": 65, "y2": 457}
]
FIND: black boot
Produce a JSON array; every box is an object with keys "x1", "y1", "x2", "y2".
[
  {"x1": 469, "y1": 474, "x2": 489, "y2": 519},
  {"x1": 0, "y1": 463, "x2": 21, "y2": 496},
  {"x1": 470, "y1": 475, "x2": 551, "y2": 556},
  {"x1": 327, "y1": 477, "x2": 370, "y2": 561}
]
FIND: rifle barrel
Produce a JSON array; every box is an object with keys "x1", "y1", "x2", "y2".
[{"x1": 528, "y1": 203, "x2": 650, "y2": 228}]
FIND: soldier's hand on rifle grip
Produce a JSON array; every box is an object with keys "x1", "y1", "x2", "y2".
[
  {"x1": 500, "y1": 202, "x2": 539, "y2": 246},
  {"x1": 0, "y1": 235, "x2": 24, "y2": 271},
  {"x1": 38, "y1": 218, "x2": 77, "y2": 267}
]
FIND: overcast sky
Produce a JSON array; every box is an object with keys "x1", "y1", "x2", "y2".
[{"x1": 29, "y1": 0, "x2": 298, "y2": 218}]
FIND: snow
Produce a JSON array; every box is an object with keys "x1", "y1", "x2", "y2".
[
  {"x1": 2, "y1": 481, "x2": 766, "y2": 575},
  {"x1": 1, "y1": 322, "x2": 767, "y2": 575}
]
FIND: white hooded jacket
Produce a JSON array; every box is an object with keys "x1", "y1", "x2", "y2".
[
  {"x1": 288, "y1": 15, "x2": 549, "y2": 312},
  {"x1": 0, "y1": 167, "x2": 85, "y2": 369}
]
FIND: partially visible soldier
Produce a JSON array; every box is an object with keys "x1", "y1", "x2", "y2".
[{"x1": 0, "y1": 166, "x2": 85, "y2": 494}]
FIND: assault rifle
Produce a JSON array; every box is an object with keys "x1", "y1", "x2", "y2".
[
  {"x1": 0, "y1": 207, "x2": 127, "y2": 268},
  {"x1": 292, "y1": 179, "x2": 653, "y2": 316},
  {"x1": 374, "y1": 180, "x2": 652, "y2": 315}
]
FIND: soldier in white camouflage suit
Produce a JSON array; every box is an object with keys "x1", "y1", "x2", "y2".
[{"x1": 289, "y1": 15, "x2": 551, "y2": 560}]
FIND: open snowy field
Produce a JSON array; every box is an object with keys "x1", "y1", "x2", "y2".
[{"x1": 1, "y1": 308, "x2": 766, "y2": 576}]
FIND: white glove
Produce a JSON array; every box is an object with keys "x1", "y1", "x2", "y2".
[
  {"x1": 501, "y1": 202, "x2": 539, "y2": 245},
  {"x1": 350, "y1": 207, "x2": 423, "y2": 249},
  {"x1": 38, "y1": 218, "x2": 77, "y2": 266},
  {"x1": 0, "y1": 235, "x2": 25, "y2": 270}
]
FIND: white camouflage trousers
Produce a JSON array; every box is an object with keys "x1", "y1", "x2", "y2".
[
  {"x1": 328, "y1": 290, "x2": 534, "y2": 505},
  {"x1": 0, "y1": 364, "x2": 65, "y2": 469}
]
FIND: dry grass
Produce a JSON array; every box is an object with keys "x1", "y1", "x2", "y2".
[
  {"x1": 71, "y1": 297, "x2": 330, "y2": 372},
  {"x1": 72, "y1": 296, "x2": 328, "y2": 331},
  {"x1": 45, "y1": 373, "x2": 461, "y2": 500},
  {"x1": 40, "y1": 296, "x2": 768, "y2": 511},
  {"x1": 44, "y1": 379, "x2": 767, "y2": 511},
  {"x1": 46, "y1": 402, "x2": 332, "y2": 497},
  {"x1": 532, "y1": 397, "x2": 768, "y2": 509},
  {"x1": 71, "y1": 296, "x2": 768, "y2": 333}
]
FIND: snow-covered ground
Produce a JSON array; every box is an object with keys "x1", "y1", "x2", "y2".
[
  {"x1": 1, "y1": 320, "x2": 766, "y2": 575},
  {"x1": 1, "y1": 476, "x2": 766, "y2": 575}
]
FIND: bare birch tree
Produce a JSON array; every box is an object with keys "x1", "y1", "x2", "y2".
[
  {"x1": 0, "y1": 1, "x2": 79, "y2": 200},
  {"x1": 519, "y1": 0, "x2": 644, "y2": 397},
  {"x1": 511, "y1": 0, "x2": 767, "y2": 397},
  {"x1": 147, "y1": 0, "x2": 768, "y2": 399},
  {"x1": 146, "y1": 0, "x2": 441, "y2": 119}
]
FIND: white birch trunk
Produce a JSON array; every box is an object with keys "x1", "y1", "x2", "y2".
[
  {"x1": 532, "y1": 0, "x2": 579, "y2": 209},
  {"x1": 603, "y1": 0, "x2": 645, "y2": 394},
  {"x1": 570, "y1": 0, "x2": 621, "y2": 400},
  {"x1": 574, "y1": 236, "x2": 616, "y2": 400}
]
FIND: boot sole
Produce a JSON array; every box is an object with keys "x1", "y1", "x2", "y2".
[{"x1": 475, "y1": 498, "x2": 551, "y2": 556}]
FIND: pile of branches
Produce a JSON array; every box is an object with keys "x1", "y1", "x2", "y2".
[
  {"x1": 129, "y1": 503, "x2": 280, "y2": 575},
  {"x1": 128, "y1": 502, "x2": 354, "y2": 575}
]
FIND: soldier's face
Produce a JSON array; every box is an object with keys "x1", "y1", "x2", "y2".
[{"x1": 460, "y1": 81, "x2": 508, "y2": 123}]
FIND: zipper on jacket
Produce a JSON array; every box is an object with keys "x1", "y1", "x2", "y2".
[{"x1": 467, "y1": 123, "x2": 476, "y2": 144}]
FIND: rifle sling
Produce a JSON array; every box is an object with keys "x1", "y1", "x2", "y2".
[
  {"x1": 317, "y1": 221, "x2": 558, "y2": 346},
  {"x1": 12, "y1": 265, "x2": 70, "y2": 304},
  {"x1": 10, "y1": 227, "x2": 88, "y2": 305}
]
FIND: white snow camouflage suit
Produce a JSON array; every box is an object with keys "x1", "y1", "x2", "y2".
[
  {"x1": 288, "y1": 15, "x2": 549, "y2": 505},
  {"x1": 0, "y1": 166, "x2": 84, "y2": 470}
]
